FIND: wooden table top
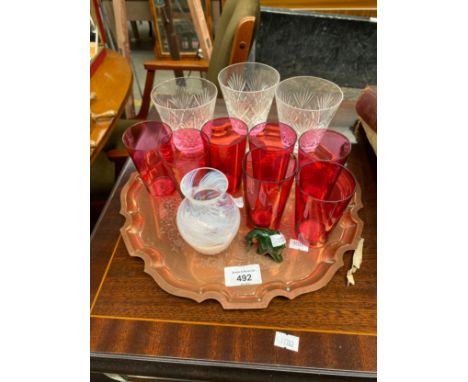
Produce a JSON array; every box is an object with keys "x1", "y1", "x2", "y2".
[
  {"x1": 90, "y1": 101, "x2": 377, "y2": 381},
  {"x1": 90, "y1": 49, "x2": 132, "y2": 165}
]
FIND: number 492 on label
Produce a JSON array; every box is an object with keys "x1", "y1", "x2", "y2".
[
  {"x1": 237, "y1": 274, "x2": 251, "y2": 282},
  {"x1": 224, "y1": 264, "x2": 262, "y2": 287}
]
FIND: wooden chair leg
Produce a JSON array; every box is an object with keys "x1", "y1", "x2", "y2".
[
  {"x1": 136, "y1": 69, "x2": 156, "y2": 120},
  {"x1": 130, "y1": 21, "x2": 140, "y2": 40}
]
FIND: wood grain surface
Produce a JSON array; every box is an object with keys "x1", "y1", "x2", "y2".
[
  {"x1": 90, "y1": 101, "x2": 377, "y2": 380},
  {"x1": 143, "y1": 59, "x2": 209, "y2": 71},
  {"x1": 260, "y1": 0, "x2": 376, "y2": 10},
  {"x1": 90, "y1": 49, "x2": 133, "y2": 164},
  {"x1": 259, "y1": 1, "x2": 377, "y2": 17},
  {"x1": 229, "y1": 16, "x2": 256, "y2": 65}
]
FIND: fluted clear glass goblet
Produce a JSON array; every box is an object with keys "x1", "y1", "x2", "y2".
[
  {"x1": 218, "y1": 62, "x2": 280, "y2": 129},
  {"x1": 275, "y1": 76, "x2": 343, "y2": 139},
  {"x1": 151, "y1": 77, "x2": 218, "y2": 131}
]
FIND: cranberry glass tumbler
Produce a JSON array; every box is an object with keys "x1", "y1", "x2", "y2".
[
  {"x1": 298, "y1": 129, "x2": 351, "y2": 167},
  {"x1": 122, "y1": 121, "x2": 175, "y2": 196},
  {"x1": 201, "y1": 117, "x2": 248, "y2": 194},
  {"x1": 160, "y1": 128, "x2": 209, "y2": 189},
  {"x1": 248, "y1": 122, "x2": 297, "y2": 153},
  {"x1": 243, "y1": 148, "x2": 297, "y2": 229},
  {"x1": 295, "y1": 161, "x2": 356, "y2": 247}
]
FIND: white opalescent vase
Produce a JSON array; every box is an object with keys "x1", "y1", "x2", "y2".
[{"x1": 176, "y1": 167, "x2": 240, "y2": 255}]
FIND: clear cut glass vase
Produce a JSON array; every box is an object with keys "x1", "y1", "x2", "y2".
[{"x1": 176, "y1": 167, "x2": 240, "y2": 255}]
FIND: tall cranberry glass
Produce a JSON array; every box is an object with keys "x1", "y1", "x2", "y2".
[
  {"x1": 243, "y1": 148, "x2": 297, "y2": 229},
  {"x1": 295, "y1": 160, "x2": 356, "y2": 247},
  {"x1": 298, "y1": 129, "x2": 351, "y2": 167},
  {"x1": 122, "y1": 121, "x2": 175, "y2": 197},
  {"x1": 201, "y1": 117, "x2": 248, "y2": 194},
  {"x1": 159, "y1": 128, "x2": 209, "y2": 190},
  {"x1": 248, "y1": 122, "x2": 297, "y2": 153}
]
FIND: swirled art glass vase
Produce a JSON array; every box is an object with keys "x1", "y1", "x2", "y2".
[{"x1": 176, "y1": 167, "x2": 241, "y2": 255}]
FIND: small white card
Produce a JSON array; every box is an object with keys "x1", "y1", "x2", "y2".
[
  {"x1": 274, "y1": 331, "x2": 300, "y2": 352},
  {"x1": 233, "y1": 197, "x2": 244, "y2": 208},
  {"x1": 289, "y1": 239, "x2": 309, "y2": 252},
  {"x1": 270, "y1": 233, "x2": 286, "y2": 247},
  {"x1": 224, "y1": 264, "x2": 262, "y2": 287}
]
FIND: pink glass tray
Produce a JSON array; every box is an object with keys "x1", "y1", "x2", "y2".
[{"x1": 120, "y1": 172, "x2": 364, "y2": 309}]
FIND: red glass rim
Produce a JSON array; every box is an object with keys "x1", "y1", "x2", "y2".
[
  {"x1": 159, "y1": 127, "x2": 205, "y2": 167},
  {"x1": 122, "y1": 120, "x2": 173, "y2": 151},
  {"x1": 248, "y1": 122, "x2": 297, "y2": 150},
  {"x1": 172, "y1": 127, "x2": 205, "y2": 150},
  {"x1": 159, "y1": 128, "x2": 206, "y2": 164},
  {"x1": 297, "y1": 160, "x2": 356, "y2": 203},
  {"x1": 200, "y1": 117, "x2": 248, "y2": 147},
  {"x1": 243, "y1": 147, "x2": 298, "y2": 184},
  {"x1": 298, "y1": 128, "x2": 351, "y2": 161}
]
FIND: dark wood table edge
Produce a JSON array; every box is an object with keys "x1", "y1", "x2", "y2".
[
  {"x1": 91, "y1": 159, "x2": 132, "y2": 307},
  {"x1": 91, "y1": 352, "x2": 377, "y2": 381},
  {"x1": 91, "y1": 158, "x2": 132, "y2": 242},
  {"x1": 90, "y1": 313, "x2": 376, "y2": 337}
]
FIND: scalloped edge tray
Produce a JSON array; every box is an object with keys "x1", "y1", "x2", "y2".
[{"x1": 120, "y1": 172, "x2": 364, "y2": 309}]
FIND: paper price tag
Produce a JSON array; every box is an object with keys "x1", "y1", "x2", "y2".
[
  {"x1": 289, "y1": 239, "x2": 309, "y2": 252},
  {"x1": 224, "y1": 264, "x2": 262, "y2": 287},
  {"x1": 274, "y1": 331, "x2": 300, "y2": 352},
  {"x1": 270, "y1": 234, "x2": 286, "y2": 247},
  {"x1": 233, "y1": 197, "x2": 244, "y2": 208}
]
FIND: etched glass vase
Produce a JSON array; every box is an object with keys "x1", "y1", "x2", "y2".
[{"x1": 176, "y1": 167, "x2": 240, "y2": 255}]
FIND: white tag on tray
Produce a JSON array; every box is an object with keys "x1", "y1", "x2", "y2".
[
  {"x1": 274, "y1": 331, "x2": 300, "y2": 352},
  {"x1": 289, "y1": 239, "x2": 309, "y2": 252},
  {"x1": 270, "y1": 233, "x2": 286, "y2": 247},
  {"x1": 224, "y1": 264, "x2": 262, "y2": 287},
  {"x1": 233, "y1": 197, "x2": 244, "y2": 208}
]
